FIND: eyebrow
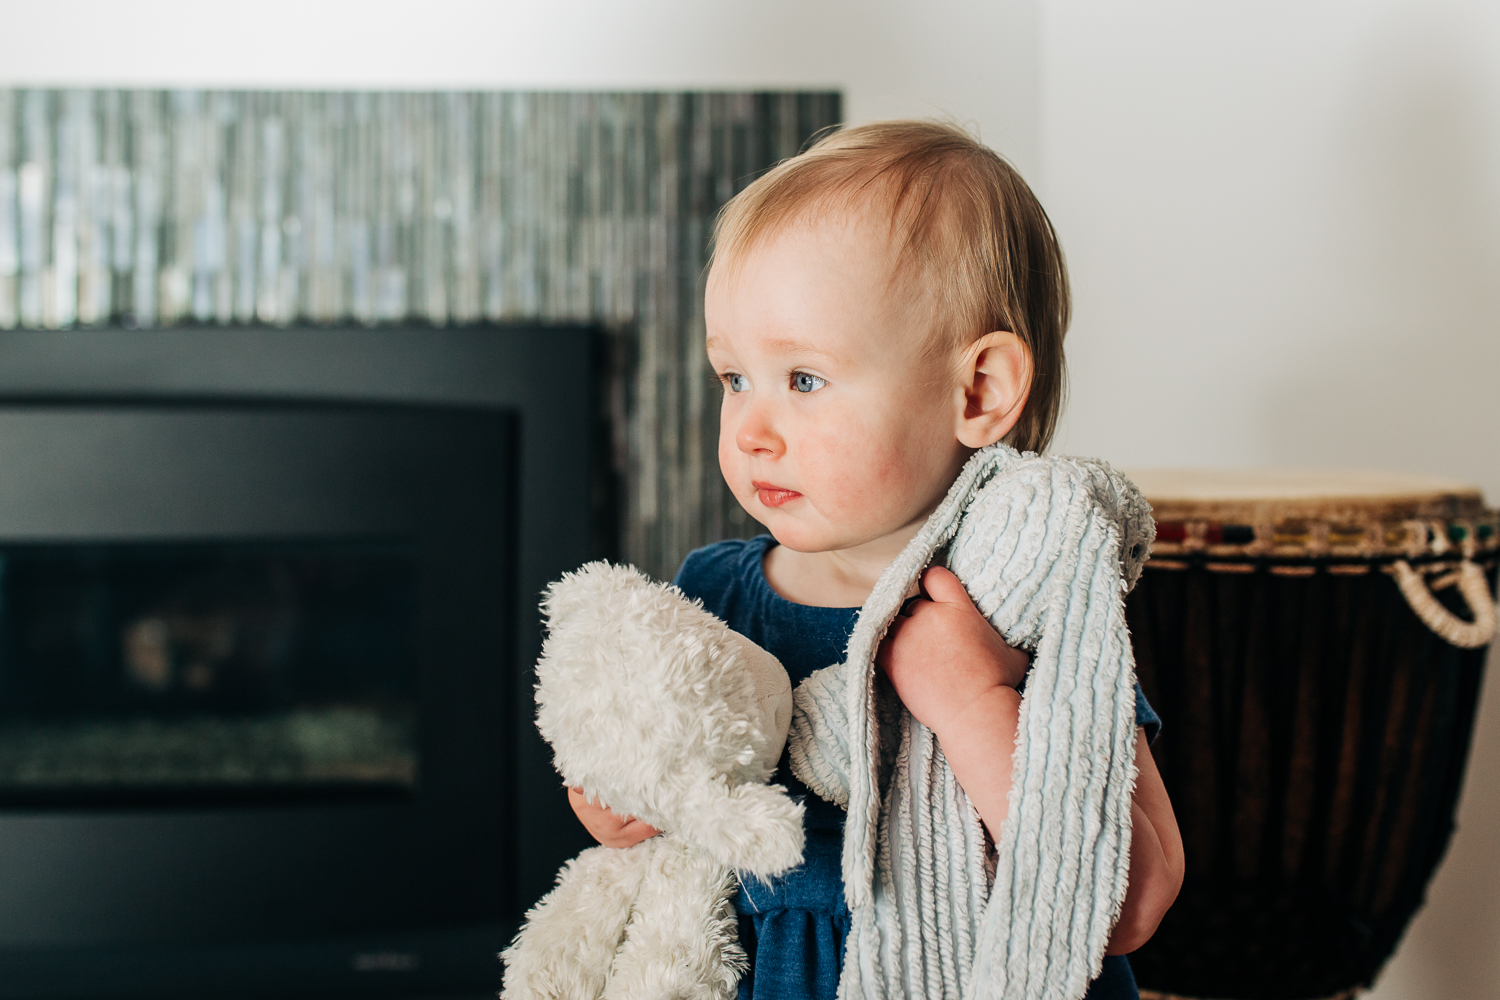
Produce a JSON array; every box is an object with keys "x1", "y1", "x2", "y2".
[{"x1": 705, "y1": 335, "x2": 846, "y2": 366}]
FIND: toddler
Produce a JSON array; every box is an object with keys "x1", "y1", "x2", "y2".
[{"x1": 571, "y1": 120, "x2": 1184, "y2": 1000}]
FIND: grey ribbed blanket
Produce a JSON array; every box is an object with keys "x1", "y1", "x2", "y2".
[{"x1": 788, "y1": 444, "x2": 1153, "y2": 1000}]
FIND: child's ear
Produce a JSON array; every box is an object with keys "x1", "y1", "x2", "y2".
[{"x1": 954, "y1": 331, "x2": 1032, "y2": 449}]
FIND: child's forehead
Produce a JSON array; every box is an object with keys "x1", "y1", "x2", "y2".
[
  {"x1": 710, "y1": 203, "x2": 913, "y2": 298},
  {"x1": 706, "y1": 257, "x2": 948, "y2": 382}
]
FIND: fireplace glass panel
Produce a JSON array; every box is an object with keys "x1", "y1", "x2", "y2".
[{"x1": 0, "y1": 540, "x2": 418, "y2": 805}]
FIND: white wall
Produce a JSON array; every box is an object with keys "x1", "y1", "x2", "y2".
[
  {"x1": 2, "y1": 1, "x2": 1497, "y2": 995},
  {"x1": 0, "y1": 0, "x2": 1040, "y2": 173},
  {"x1": 1043, "y1": 1, "x2": 1500, "y2": 503},
  {"x1": 1040, "y1": 6, "x2": 1500, "y2": 996}
]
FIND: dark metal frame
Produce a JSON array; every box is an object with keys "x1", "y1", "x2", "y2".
[{"x1": 0, "y1": 325, "x2": 604, "y2": 998}]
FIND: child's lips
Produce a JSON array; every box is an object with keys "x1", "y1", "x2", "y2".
[{"x1": 753, "y1": 482, "x2": 802, "y2": 508}]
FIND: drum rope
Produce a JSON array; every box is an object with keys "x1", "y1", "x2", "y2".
[
  {"x1": 1390, "y1": 554, "x2": 1497, "y2": 649},
  {"x1": 1148, "y1": 511, "x2": 1499, "y2": 649}
]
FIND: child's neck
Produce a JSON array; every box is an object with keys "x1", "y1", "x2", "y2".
[{"x1": 762, "y1": 523, "x2": 925, "y2": 608}]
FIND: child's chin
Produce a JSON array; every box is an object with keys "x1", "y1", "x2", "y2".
[
  {"x1": 765, "y1": 522, "x2": 838, "y2": 554},
  {"x1": 747, "y1": 500, "x2": 858, "y2": 554}
]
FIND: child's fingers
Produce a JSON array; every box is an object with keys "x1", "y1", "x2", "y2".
[
  {"x1": 621, "y1": 818, "x2": 661, "y2": 841},
  {"x1": 876, "y1": 612, "x2": 914, "y2": 674},
  {"x1": 569, "y1": 786, "x2": 660, "y2": 848},
  {"x1": 569, "y1": 786, "x2": 628, "y2": 825},
  {"x1": 920, "y1": 566, "x2": 976, "y2": 609}
]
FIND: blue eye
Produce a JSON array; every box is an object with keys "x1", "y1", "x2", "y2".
[
  {"x1": 725, "y1": 373, "x2": 749, "y2": 393},
  {"x1": 791, "y1": 372, "x2": 826, "y2": 393}
]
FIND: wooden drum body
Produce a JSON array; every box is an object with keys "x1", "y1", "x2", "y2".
[{"x1": 1123, "y1": 470, "x2": 1499, "y2": 1000}]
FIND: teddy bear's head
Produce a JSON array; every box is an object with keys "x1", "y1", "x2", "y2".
[{"x1": 535, "y1": 562, "x2": 803, "y2": 877}]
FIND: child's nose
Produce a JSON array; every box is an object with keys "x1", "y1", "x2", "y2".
[{"x1": 735, "y1": 401, "x2": 783, "y2": 457}]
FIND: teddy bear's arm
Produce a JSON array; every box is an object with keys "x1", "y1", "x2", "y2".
[
  {"x1": 600, "y1": 836, "x2": 743, "y2": 1000},
  {"x1": 788, "y1": 664, "x2": 852, "y2": 807},
  {"x1": 501, "y1": 842, "x2": 654, "y2": 1000}
]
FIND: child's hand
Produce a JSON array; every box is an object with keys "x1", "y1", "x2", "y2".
[
  {"x1": 876, "y1": 566, "x2": 1029, "y2": 737},
  {"x1": 567, "y1": 786, "x2": 661, "y2": 849}
]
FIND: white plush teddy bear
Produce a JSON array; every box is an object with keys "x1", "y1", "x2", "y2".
[{"x1": 501, "y1": 561, "x2": 806, "y2": 1000}]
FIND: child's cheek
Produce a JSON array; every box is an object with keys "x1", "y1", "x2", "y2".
[
  {"x1": 718, "y1": 443, "x2": 757, "y2": 508},
  {"x1": 832, "y1": 405, "x2": 958, "y2": 522},
  {"x1": 803, "y1": 419, "x2": 903, "y2": 515}
]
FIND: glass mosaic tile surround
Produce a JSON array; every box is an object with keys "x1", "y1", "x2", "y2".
[{"x1": 0, "y1": 90, "x2": 842, "y2": 578}]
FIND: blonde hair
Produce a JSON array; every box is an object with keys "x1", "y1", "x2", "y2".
[{"x1": 711, "y1": 119, "x2": 1070, "y2": 453}]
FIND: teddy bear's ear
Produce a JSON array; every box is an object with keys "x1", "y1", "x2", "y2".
[
  {"x1": 672, "y1": 779, "x2": 806, "y2": 878},
  {"x1": 540, "y1": 560, "x2": 648, "y2": 635}
]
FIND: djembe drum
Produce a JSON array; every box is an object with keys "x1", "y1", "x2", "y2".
[{"x1": 1122, "y1": 470, "x2": 1498, "y2": 1000}]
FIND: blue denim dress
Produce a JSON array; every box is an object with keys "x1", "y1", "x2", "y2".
[{"x1": 675, "y1": 537, "x2": 1160, "y2": 1000}]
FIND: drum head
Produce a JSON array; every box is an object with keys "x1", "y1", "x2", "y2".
[{"x1": 1123, "y1": 468, "x2": 1486, "y2": 524}]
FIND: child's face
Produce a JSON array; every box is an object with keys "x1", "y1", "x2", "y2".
[{"x1": 705, "y1": 212, "x2": 970, "y2": 556}]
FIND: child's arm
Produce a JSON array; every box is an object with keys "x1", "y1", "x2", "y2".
[
  {"x1": 875, "y1": 566, "x2": 1028, "y2": 840},
  {"x1": 1106, "y1": 733, "x2": 1184, "y2": 954},
  {"x1": 879, "y1": 566, "x2": 1183, "y2": 953},
  {"x1": 568, "y1": 786, "x2": 661, "y2": 849}
]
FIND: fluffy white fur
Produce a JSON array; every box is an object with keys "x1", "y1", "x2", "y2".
[{"x1": 502, "y1": 562, "x2": 804, "y2": 1000}]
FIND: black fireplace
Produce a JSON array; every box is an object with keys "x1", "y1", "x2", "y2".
[{"x1": 0, "y1": 326, "x2": 603, "y2": 997}]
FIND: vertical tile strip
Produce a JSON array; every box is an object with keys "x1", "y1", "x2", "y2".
[{"x1": 0, "y1": 90, "x2": 16, "y2": 329}]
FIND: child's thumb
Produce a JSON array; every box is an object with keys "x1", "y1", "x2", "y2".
[{"x1": 920, "y1": 566, "x2": 975, "y2": 608}]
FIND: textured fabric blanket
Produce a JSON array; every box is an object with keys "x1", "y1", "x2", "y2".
[{"x1": 788, "y1": 444, "x2": 1154, "y2": 1000}]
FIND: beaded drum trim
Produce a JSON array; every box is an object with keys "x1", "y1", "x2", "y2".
[{"x1": 1148, "y1": 512, "x2": 1500, "y2": 563}]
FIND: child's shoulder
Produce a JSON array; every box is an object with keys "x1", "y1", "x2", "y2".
[{"x1": 672, "y1": 535, "x2": 775, "y2": 606}]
